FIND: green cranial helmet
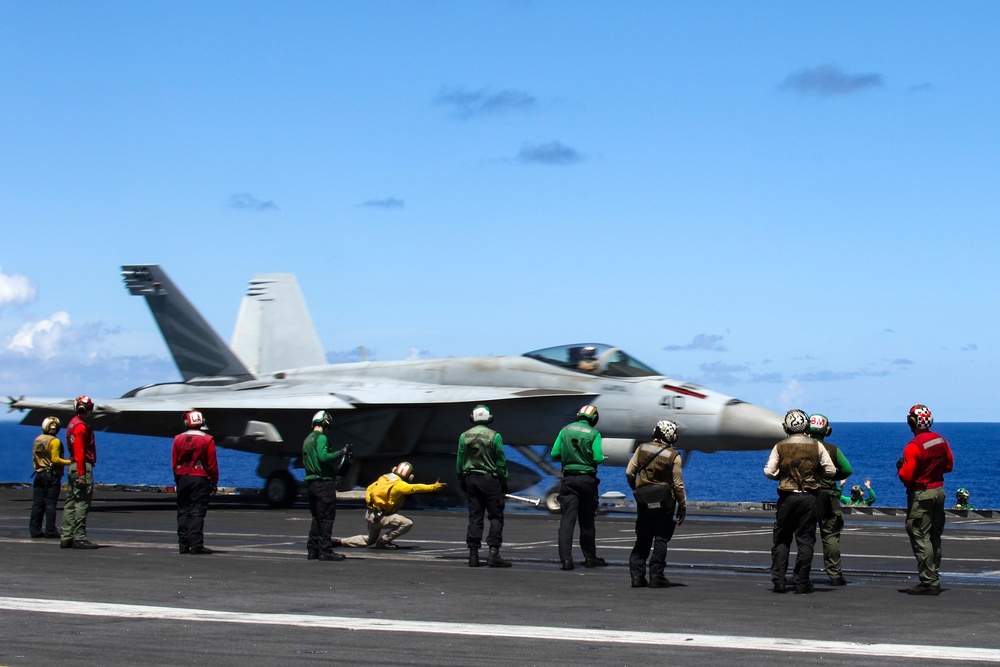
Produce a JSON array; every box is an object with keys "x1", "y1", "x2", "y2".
[
  {"x1": 807, "y1": 414, "x2": 832, "y2": 438},
  {"x1": 957, "y1": 488, "x2": 970, "y2": 499}
]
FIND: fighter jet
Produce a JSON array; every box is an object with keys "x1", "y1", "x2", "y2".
[{"x1": 8, "y1": 265, "x2": 785, "y2": 508}]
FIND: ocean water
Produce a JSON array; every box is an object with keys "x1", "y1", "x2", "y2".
[{"x1": 1, "y1": 422, "x2": 995, "y2": 509}]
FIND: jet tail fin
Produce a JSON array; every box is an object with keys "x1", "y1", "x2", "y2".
[
  {"x1": 121, "y1": 265, "x2": 254, "y2": 382},
  {"x1": 230, "y1": 273, "x2": 326, "y2": 375}
]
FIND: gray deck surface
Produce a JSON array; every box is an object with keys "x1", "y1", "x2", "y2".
[{"x1": 1, "y1": 489, "x2": 998, "y2": 666}]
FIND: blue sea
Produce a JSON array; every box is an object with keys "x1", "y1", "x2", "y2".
[{"x1": 1, "y1": 422, "x2": 995, "y2": 509}]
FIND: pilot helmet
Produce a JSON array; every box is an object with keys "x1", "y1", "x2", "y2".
[
  {"x1": 907, "y1": 404, "x2": 933, "y2": 431},
  {"x1": 577, "y1": 404, "x2": 599, "y2": 426},
  {"x1": 184, "y1": 410, "x2": 207, "y2": 430},
  {"x1": 312, "y1": 410, "x2": 333, "y2": 428},
  {"x1": 75, "y1": 395, "x2": 94, "y2": 414},
  {"x1": 392, "y1": 461, "x2": 414, "y2": 482},
  {"x1": 652, "y1": 419, "x2": 678, "y2": 444},
  {"x1": 957, "y1": 488, "x2": 970, "y2": 500},
  {"x1": 782, "y1": 409, "x2": 809, "y2": 435},
  {"x1": 581, "y1": 346, "x2": 597, "y2": 360},
  {"x1": 807, "y1": 414, "x2": 832, "y2": 438},
  {"x1": 851, "y1": 485, "x2": 864, "y2": 500},
  {"x1": 470, "y1": 405, "x2": 493, "y2": 424},
  {"x1": 41, "y1": 416, "x2": 61, "y2": 435}
]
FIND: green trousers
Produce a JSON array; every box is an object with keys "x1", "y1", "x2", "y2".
[
  {"x1": 905, "y1": 487, "x2": 946, "y2": 585},
  {"x1": 61, "y1": 463, "x2": 94, "y2": 541},
  {"x1": 815, "y1": 491, "x2": 844, "y2": 579}
]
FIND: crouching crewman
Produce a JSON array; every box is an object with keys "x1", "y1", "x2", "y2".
[{"x1": 340, "y1": 462, "x2": 445, "y2": 549}]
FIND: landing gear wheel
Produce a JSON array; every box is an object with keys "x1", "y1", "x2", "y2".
[{"x1": 264, "y1": 470, "x2": 298, "y2": 508}]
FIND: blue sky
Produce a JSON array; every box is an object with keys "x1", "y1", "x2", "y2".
[{"x1": 1, "y1": 1, "x2": 997, "y2": 422}]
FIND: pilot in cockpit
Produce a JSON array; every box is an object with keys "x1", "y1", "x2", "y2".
[{"x1": 576, "y1": 346, "x2": 599, "y2": 373}]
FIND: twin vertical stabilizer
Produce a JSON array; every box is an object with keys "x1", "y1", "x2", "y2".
[
  {"x1": 230, "y1": 274, "x2": 327, "y2": 375},
  {"x1": 121, "y1": 265, "x2": 254, "y2": 382}
]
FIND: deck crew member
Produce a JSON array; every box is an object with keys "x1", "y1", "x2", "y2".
[
  {"x1": 625, "y1": 419, "x2": 686, "y2": 589},
  {"x1": 954, "y1": 488, "x2": 974, "y2": 510},
  {"x1": 763, "y1": 409, "x2": 835, "y2": 594},
  {"x1": 841, "y1": 479, "x2": 876, "y2": 506},
  {"x1": 61, "y1": 395, "x2": 100, "y2": 549},
  {"x1": 807, "y1": 414, "x2": 852, "y2": 586},
  {"x1": 898, "y1": 404, "x2": 954, "y2": 595},
  {"x1": 457, "y1": 405, "x2": 511, "y2": 567},
  {"x1": 340, "y1": 461, "x2": 445, "y2": 549},
  {"x1": 172, "y1": 410, "x2": 219, "y2": 554},
  {"x1": 29, "y1": 417, "x2": 71, "y2": 539},
  {"x1": 303, "y1": 410, "x2": 350, "y2": 561},
  {"x1": 551, "y1": 404, "x2": 606, "y2": 570}
]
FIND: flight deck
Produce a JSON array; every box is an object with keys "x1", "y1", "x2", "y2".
[{"x1": 1, "y1": 488, "x2": 998, "y2": 666}]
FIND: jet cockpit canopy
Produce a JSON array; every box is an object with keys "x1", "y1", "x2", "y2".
[{"x1": 523, "y1": 343, "x2": 661, "y2": 378}]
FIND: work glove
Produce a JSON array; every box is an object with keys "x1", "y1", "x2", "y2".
[{"x1": 675, "y1": 505, "x2": 686, "y2": 526}]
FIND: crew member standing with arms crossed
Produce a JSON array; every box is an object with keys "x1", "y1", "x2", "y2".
[
  {"x1": 61, "y1": 395, "x2": 99, "y2": 549},
  {"x1": 172, "y1": 410, "x2": 219, "y2": 554},
  {"x1": 897, "y1": 404, "x2": 954, "y2": 595},
  {"x1": 551, "y1": 404, "x2": 606, "y2": 571}
]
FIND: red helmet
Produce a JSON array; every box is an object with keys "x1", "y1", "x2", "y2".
[
  {"x1": 74, "y1": 395, "x2": 94, "y2": 413},
  {"x1": 184, "y1": 410, "x2": 206, "y2": 430}
]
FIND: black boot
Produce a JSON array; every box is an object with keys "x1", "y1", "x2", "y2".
[
  {"x1": 487, "y1": 547, "x2": 511, "y2": 568},
  {"x1": 469, "y1": 548, "x2": 480, "y2": 567}
]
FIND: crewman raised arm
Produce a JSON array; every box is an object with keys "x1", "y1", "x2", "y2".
[{"x1": 339, "y1": 461, "x2": 445, "y2": 550}]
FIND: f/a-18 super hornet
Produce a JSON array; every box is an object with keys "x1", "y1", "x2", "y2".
[{"x1": 8, "y1": 265, "x2": 784, "y2": 507}]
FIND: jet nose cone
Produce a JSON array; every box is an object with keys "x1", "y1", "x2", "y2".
[{"x1": 718, "y1": 401, "x2": 785, "y2": 450}]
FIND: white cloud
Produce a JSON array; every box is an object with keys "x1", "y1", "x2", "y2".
[
  {"x1": 6, "y1": 311, "x2": 71, "y2": 359},
  {"x1": 779, "y1": 379, "x2": 806, "y2": 410},
  {"x1": 0, "y1": 268, "x2": 37, "y2": 308}
]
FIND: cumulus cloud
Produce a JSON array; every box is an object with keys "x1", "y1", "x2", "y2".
[
  {"x1": 797, "y1": 369, "x2": 890, "y2": 382},
  {"x1": 779, "y1": 379, "x2": 805, "y2": 408},
  {"x1": 5, "y1": 312, "x2": 71, "y2": 359},
  {"x1": 961, "y1": 343, "x2": 978, "y2": 352},
  {"x1": 435, "y1": 86, "x2": 538, "y2": 119},
  {"x1": 0, "y1": 268, "x2": 37, "y2": 308},
  {"x1": 326, "y1": 347, "x2": 376, "y2": 364},
  {"x1": 663, "y1": 334, "x2": 727, "y2": 352},
  {"x1": 779, "y1": 64, "x2": 883, "y2": 97},
  {"x1": 229, "y1": 192, "x2": 278, "y2": 211},
  {"x1": 406, "y1": 347, "x2": 434, "y2": 360},
  {"x1": 700, "y1": 361, "x2": 748, "y2": 373},
  {"x1": 516, "y1": 141, "x2": 584, "y2": 165},
  {"x1": 361, "y1": 197, "x2": 405, "y2": 209}
]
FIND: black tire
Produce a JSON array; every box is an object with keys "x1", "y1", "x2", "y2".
[{"x1": 264, "y1": 470, "x2": 298, "y2": 508}]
